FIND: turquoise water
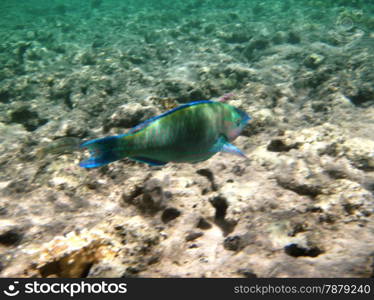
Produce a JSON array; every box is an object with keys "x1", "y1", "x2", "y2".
[{"x1": 0, "y1": 0, "x2": 373, "y2": 108}]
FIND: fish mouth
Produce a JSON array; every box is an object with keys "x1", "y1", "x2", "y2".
[
  {"x1": 234, "y1": 107, "x2": 251, "y2": 124},
  {"x1": 242, "y1": 113, "x2": 251, "y2": 124}
]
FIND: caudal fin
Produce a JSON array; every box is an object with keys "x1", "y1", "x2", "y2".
[{"x1": 79, "y1": 135, "x2": 124, "y2": 168}]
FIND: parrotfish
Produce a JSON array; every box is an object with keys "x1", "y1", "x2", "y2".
[{"x1": 80, "y1": 100, "x2": 250, "y2": 168}]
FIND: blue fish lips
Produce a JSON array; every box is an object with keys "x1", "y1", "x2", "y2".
[{"x1": 235, "y1": 107, "x2": 251, "y2": 125}]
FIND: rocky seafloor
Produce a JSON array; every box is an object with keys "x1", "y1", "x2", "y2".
[{"x1": 0, "y1": 0, "x2": 373, "y2": 277}]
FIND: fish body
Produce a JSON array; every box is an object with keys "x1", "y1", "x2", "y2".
[{"x1": 80, "y1": 100, "x2": 250, "y2": 168}]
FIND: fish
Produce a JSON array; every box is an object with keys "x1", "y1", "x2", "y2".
[
  {"x1": 79, "y1": 100, "x2": 251, "y2": 168},
  {"x1": 36, "y1": 137, "x2": 81, "y2": 159}
]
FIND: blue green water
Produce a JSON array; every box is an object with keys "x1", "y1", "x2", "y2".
[{"x1": 0, "y1": 0, "x2": 373, "y2": 108}]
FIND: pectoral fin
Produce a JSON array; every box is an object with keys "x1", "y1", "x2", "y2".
[
  {"x1": 221, "y1": 143, "x2": 247, "y2": 158},
  {"x1": 209, "y1": 135, "x2": 247, "y2": 158},
  {"x1": 209, "y1": 135, "x2": 227, "y2": 153}
]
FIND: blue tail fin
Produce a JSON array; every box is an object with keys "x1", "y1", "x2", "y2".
[{"x1": 79, "y1": 136, "x2": 124, "y2": 168}]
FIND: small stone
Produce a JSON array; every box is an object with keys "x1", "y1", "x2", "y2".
[
  {"x1": 223, "y1": 235, "x2": 243, "y2": 251},
  {"x1": 185, "y1": 232, "x2": 203, "y2": 242},
  {"x1": 304, "y1": 53, "x2": 325, "y2": 69},
  {"x1": 161, "y1": 208, "x2": 181, "y2": 223}
]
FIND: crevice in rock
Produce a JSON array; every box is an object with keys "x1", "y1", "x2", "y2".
[
  {"x1": 267, "y1": 139, "x2": 300, "y2": 152},
  {"x1": 324, "y1": 169, "x2": 347, "y2": 179},
  {"x1": 0, "y1": 229, "x2": 23, "y2": 246},
  {"x1": 80, "y1": 262, "x2": 93, "y2": 278},
  {"x1": 122, "y1": 186, "x2": 143, "y2": 204},
  {"x1": 276, "y1": 179, "x2": 320, "y2": 198},
  {"x1": 363, "y1": 181, "x2": 374, "y2": 196},
  {"x1": 0, "y1": 91, "x2": 11, "y2": 103},
  {"x1": 122, "y1": 266, "x2": 140, "y2": 278},
  {"x1": 349, "y1": 90, "x2": 373, "y2": 107},
  {"x1": 209, "y1": 195, "x2": 236, "y2": 236},
  {"x1": 63, "y1": 92, "x2": 73, "y2": 109},
  {"x1": 210, "y1": 195, "x2": 227, "y2": 219},
  {"x1": 16, "y1": 42, "x2": 31, "y2": 64},
  {"x1": 161, "y1": 207, "x2": 181, "y2": 223},
  {"x1": 39, "y1": 260, "x2": 61, "y2": 277},
  {"x1": 284, "y1": 243, "x2": 323, "y2": 257},
  {"x1": 36, "y1": 241, "x2": 110, "y2": 278},
  {"x1": 2, "y1": 179, "x2": 32, "y2": 195},
  {"x1": 196, "y1": 217, "x2": 212, "y2": 230},
  {"x1": 9, "y1": 107, "x2": 47, "y2": 131},
  {"x1": 123, "y1": 178, "x2": 171, "y2": 214},
  {"x1": 237, "y1": 268, "x2": 258, "y2": 278},
  {"x1": 39, "y1": 260, "x2": 93, "y2": 278},
  {"x1": 197, "y1": 168, "x2": 218, "y2": 191},
  {"x1": 342, "y1": 203, "x2": 360, "y2": 215},
  {"x1": 288, "y1": 223, "x2": 307, "y2": 237},
  {"x1": 185, "y1": 231, "x2": 203, "y2": 242}
]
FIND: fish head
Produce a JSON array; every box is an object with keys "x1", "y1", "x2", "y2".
[{"x1": 223, "y1": 106, "x2": 251, "y2": 141}]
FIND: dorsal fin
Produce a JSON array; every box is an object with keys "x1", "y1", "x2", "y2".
[{"x1": 128, "y1": 100, "x2": 214, "y2": 134}]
